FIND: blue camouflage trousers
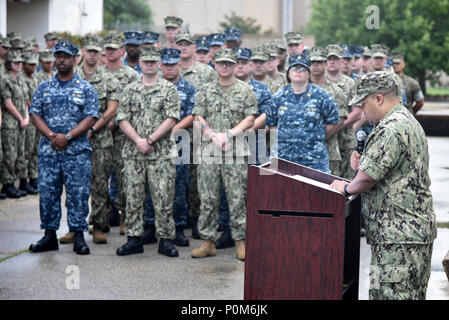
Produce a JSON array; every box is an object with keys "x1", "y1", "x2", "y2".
[{"x1": 38, "y1": 152, "x2": 91, "y2": 232}]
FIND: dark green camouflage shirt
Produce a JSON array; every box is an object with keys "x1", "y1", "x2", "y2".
[{"x1": 360, "y1": 104, "x2": 437, "y2": 244}]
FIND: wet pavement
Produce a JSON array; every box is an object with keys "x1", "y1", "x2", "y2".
[{"x1": 1, "y1": 136, "x2": 448, "y2": 300}]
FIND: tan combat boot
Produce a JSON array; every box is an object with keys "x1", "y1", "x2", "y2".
[
  {"x1": 235, "y1": 240, "x2": 245, "y2": 261},
  {"x1": 191, "y1": 240, "x2": 217, "y2": 258},
  {"x1": 92, "y1": 227, "x2": 107, "y2": 244},
  {"x1": 59, "y1": 231, "x2": 75, "y2": 244},
  {"x1": 119, "y1": 211, "x2": 125, "y2": 236}
]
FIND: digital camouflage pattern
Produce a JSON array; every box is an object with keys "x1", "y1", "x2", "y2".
[
  {"x1": 266, "y1": 72, "x2": 287, "y2": 95},
  {"x1": 117, "y1": 76, "x2": 180, "y2": 238},
  {"x1": 192, "y1": 78, "x2": 258, "y2": 241},
  {"x1": 400, "y1": 74, "x2": 424, "y2": 113},
  {"x1": 77, "y1": 64, "x2": 121, "y2": 229},
  {"x1": 369, "y1": 243, "x2": 433, "y2": 300},
  {"x1": 359, "y1": 104, "x2": 437, "y2": 244},
  {"x1": 181, "y1": 61, "x2": 217, "y2": 91},
  {"x1": 0, "y1": 72, "x2": 29, "y2": 183},
  {"x1": 106, "y1": 64, "x2": 140, "y2": 213},
  {"x1": 266, "y1": 83, "x2": 339, "y2": 173},
  {"x1": 22, "y1": 73, "x2": 39, "y2": 180}
]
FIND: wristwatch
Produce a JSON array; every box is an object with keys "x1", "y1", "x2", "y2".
[
  {"x1": 65, "y1": 133, "x2": 72, "y2": 141},
  {"x1": 344, "y1": 183, "x2": 352, "y2": 197},
  {"x1": 147, "y1": 137, "x2": 154, "y2": 146},
  {"x1": 89, "y1": 126, "x2": 96, "y2": 134}
]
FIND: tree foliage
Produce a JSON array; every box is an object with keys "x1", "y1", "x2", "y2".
[
  {"x1": 104, "y1": 0, "x2": 153, "y2": 30},
  {"x1": 306, "y1": 0, "x2": 449, "y2": 91},
  {"x1": 219, "y1": 11, "x2": 262, "y2": 34}
]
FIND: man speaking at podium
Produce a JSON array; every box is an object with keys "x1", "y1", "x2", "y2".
[{"x1": 330, "y1": 71, "x2": 437, "y2": 300}]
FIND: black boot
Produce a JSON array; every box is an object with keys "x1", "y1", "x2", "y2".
[
  {"x1": 2, "y1": 184, "x2": 22, "y2": 199},
  {"x1": 174, "y1": 226, "x2": 189, "y2": 247},
  {"x1": 191, "y1": 216, "x2": 200, "y2": 239},
  {"x1": 73, "y1": 231, "x2": 90, "y2": 255},
  {"x1": 158, "y1": 239, "x2": 178, "y2": 257},
  {"x1": 215, "y1": 227, "x2": 235, "y2": 249},
  {"x1": 29, "y1": 229, "x2": 59, "y2": 252},
  {"x1": 29, "y1": 178, "x2": 38, "y2": 191},
  {"x1": 116, "y1": 236, "x2": 144, "y2": 256},
  {"x1": 108, "y1": 203, "x2": 120, "y2": 227},
  {"x1": 142, "y1": 223, "x2": 158, "y2": 244},
  {"x1": 19, "y1": 178, "x2": 38, "y2": 195}
]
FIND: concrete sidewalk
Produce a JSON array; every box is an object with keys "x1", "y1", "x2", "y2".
[{"x1": 1, "y1": 137, "x2": 448, "y2": 300}]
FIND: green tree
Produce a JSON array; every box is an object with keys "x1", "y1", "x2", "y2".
[
  {"x1": 306, "y1": 0, "x2": 449, "y2": 93},
  {"x1": 219, "y1": 11, "x2": 262, "y2": 34},
  {"x1": 104, "y1": 0, "x2": 153, "y2": 30}
]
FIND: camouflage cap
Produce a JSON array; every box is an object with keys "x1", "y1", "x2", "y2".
[
  {"x1": 54, "y1": 40, "x2": 78, "y2": 57},
  {"x1": 325, "y1": 44, "x2": 343, "y2": 59},
  {"x1": 124, "y1": 31, "x2": 144, "y2": 45},
  {"x1": 143, "y1": 31, "x2": 159, "y2": 44},
  {"x1": 7, "y1": 31, "x2": 22, "y2": 41},
  {"x1": 272, "y1": 39, "x2": 286, "y2": 51},
  {"x1": 175, "y1": 30, "x2": 195, "y2": 44},
  {"x1": 308, "y1": 46, "x2": 327, "y2": 62},
  {"x1": 288, "y1": 53, "x2": 311, "y2": 70},
  {"x1": 225, "y1": 28, "x2": 242, "y2": 41},
  {"x1": 251, "y1": 46, "x2": 268, "y2": 61},
  {"x1": 82, "y1": 35, "x2": 103, "y2": 52},
  {"x1": 1, "y1": 36, "x2": 11, "y2": 48},
  {"x1": 363, "y1": 46, "x2": 372, "y2": 57},
  {"x1": 351, "y1": 45, "x2": 364, "y2": 58},
  {"x1": 349, "y1": 71, "x2": 399, "y2": 106},
  {"x1": 22, "y1": 40, "x2": 34, "y2": 54},
  {"x1": 6, "y1": 50, "x2": 23, "y2": 63},
  {"x1": 234, "y1": 47, "x2": 252, "y2": 60},
  {"x1": 23, "y1": 52, "x2": 39, "y2": 65},
  {"x1": 164, "y1": 16, "x2": 183, "y2": 28},
  {"x1": 103, "y1": 31, "x2": 125, "y2": 49},
  {"x1": 371, "y1": 44, "x2": 390, "y2": 58},
  {"x1": 390, "y1": 51, "x2": 404, "y2": 63},
  {"x1": 208, "y1": 33, "x2": 225, "y2": 46},
  {"x1": 44, "y1": 32, "x2": 59, "y2": 41},
  {"x1": 341, "y1": 44, "x2": 352, "y2": 59},
  {"x1": 26, "y1": 37, "x2": 38, "y2": 46},
  {"x1": 160, "y1": 48, "x2": 181, "y2": 64},
  {"x1": 264, "y1": 43, "x2": 279, "y2": 58},
  {"x1": 195, "y1": 36, "x2": 210, "y2": 52},
  {"x1": 284, "y1": 31, "x2": 303, "y2": 45},
  {"x1": 10, "y1": 37, "x2": 25, "y2": 49},
  {"x1": 39, "y1": 49, "x2": 56, "y2": 62},
  {"x1": 213, "y1": 48, "x2": 237, "y2": 64},
  {"x1": 139, "y1": 46, "x2": 161, "y2": 62}
]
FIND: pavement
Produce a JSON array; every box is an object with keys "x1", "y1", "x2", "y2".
[{"x1": 1, "y1": 135, "x2": 448, "y2": 300}]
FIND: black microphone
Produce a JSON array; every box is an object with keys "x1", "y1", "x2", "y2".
[{"x1": 356, "y1": 130, "x2": 367, "y2": 155}]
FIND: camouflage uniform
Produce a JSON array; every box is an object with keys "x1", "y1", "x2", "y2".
[
  {"x1": 106, "y1": 63, "x2": 140, "y2": 215},
  {"x1": 22, "y1": 55, "x2": 40, "y2": 182},
  {"x1": 33, "y1": 49, "x2": 55, "y2": 86},
  {"x1": 116, "y1": 74, "x2": 180, "y2": 239},
  {"x1": 0, "y1": 51, "x2": 29, "y2": 185},
  {"x1": 352, "y1": 72, "x2": 437, "y2": 300},
  {"x1": 267, "y1": 82, "x2": 340, "y2": 173},
  {"x1": 193, "y1": 66, "x2": 258, "y2": 241},
  {"x1": 29, "y1": 71, "x2": 100, "y2": 231},
  {"x1": 77, "y1": 63, "x2": 120, "y2": 230},
  {"x1": 177, "y1": 36, "x2": 218, "y2": 219}
]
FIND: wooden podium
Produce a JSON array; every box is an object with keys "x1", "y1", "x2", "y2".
[{"x1": 244, "y1": 158, "x2": 361, "y2": 300}]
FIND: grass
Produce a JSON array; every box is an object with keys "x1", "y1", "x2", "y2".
[
  {"x1": 437, "y1": 221, "x2": 449, "y2": 229},
  {"x1": 426, "y1": 87, "x2": 449, "y2": 96}
]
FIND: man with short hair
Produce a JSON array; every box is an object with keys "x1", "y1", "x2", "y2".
[
  {"x1": 206, "y1": 33, "x2": 225, "y2": 70},
  {"x1": 142, "y1": 31, "x2": 160, "y2": 48},
  {"x1": 44, "y1": 32, "x2": 58, "y2": 50},
  {"x1": 264, "y1": 44, "x2": 287, "y2": 95},
  {"x1": 362, "y1": 46, "x2": 373, "y2": 73},
  {"x1": 29, "y1": 40, "x2": 99, "y2": 255},
  {"x1": 351, "y1": 45, "x2": 365, "y2": 77},
  {"x1": 164, "y1": 16, "x2": 183, "y2": 49},
  {"x1": 33, "y1": 49, "x2": 55, "y2": 85},
  {"x1": 195, "y1": 36, "x2": 211, "y2": 65},
  {"x1": 330, "y1": 71, "x2": 436, "y2": 300},
  {"x1": 116, "y1": 46, "x2": 181, "y2": 257}
]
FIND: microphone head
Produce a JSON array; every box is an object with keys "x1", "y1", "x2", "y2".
[{"x1": 356, "y1": 130, "x2": 367, "y2": 142}]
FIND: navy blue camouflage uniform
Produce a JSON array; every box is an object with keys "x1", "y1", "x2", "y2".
[
  {"x1": 266, "y1": 83, "x2": 339, "y2": 173},
  {"x1": 29, "y1": 74, "x2": 100, "y2": 231}
]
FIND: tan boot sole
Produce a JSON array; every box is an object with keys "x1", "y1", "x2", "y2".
[{"x1": 59, "y1": 232, "x2": 74, "y2": 244}]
